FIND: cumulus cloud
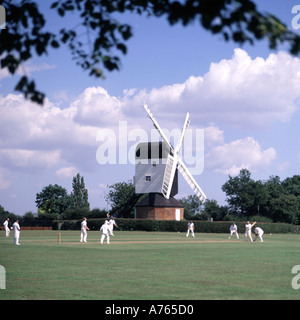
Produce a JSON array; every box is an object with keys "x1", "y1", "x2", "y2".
[
  {"x1": 73, "y1": 87, "x2": 123, "y2": 126},
  {"x1": 55, "y1": 166, "x2": 78, "y2": 179},
  {"x1": 0, "y1": 149, "x2": 61, "y2": 171},
  {"x1": 1, "y1": 48, "x2": 297, "y2": 180},
  {"x1": 205, "y1": 137, "x2": 276, "y2": 175},
  {"x1": 0, "y1": 93, "x2": 99, "y2": 172},
  {"x1": 127, "y1": 49, "x2": 300, "y2": 129}
]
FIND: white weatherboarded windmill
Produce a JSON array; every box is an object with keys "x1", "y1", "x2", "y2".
[{"x1": 134, "y1": 104, "x2": 206, "y2": 221}]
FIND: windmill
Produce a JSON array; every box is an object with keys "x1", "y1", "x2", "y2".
[{"x1": 134, "y1": 104, "x2": 206, "y2": 220}]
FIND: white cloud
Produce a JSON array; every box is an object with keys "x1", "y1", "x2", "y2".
[
  {"x1": 73, "y1": 87, "x2": 122, "y2": 126},
  {"x1": 204, "y1": 125, "x2": 224, "y2": 147},
  {"x1": 0, "y1": 48, "x2": 296, "y2": 183},
  {"x1": 55, "y1": 166, "x2": 78, "y2": 179},
  {"x1": 205, "y1": 137, "x2": 277, "y2": 175},
  {"x1": 0, "y1": 93, "x2": 100, "y2": 172},
  {"x1": 125, "y1": 49, "x2": 300, "y2": 129},
  {"x1": 0, "y1": 149, "x2": 61, "y2": 171},
  {"x1": 16, "y1": 62, "x2": 55, "y2": 76},
  {"x1": 277, "y1": 161, "x2": 290, "y2": 172}
]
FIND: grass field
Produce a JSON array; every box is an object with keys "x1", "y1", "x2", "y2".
[{"x1": 0, "y1": 230, "x2": 300, "y2": 300}]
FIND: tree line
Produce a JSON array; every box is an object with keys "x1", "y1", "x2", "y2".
[
  {"x1": 1, "y1": 169, "x2": 300, "y2": 225},
  {"x1": 183, "y1": 169, "x2": 300, "y2": 225}
]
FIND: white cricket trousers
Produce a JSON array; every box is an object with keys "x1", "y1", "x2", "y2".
[
  {"x1": 255, "y1": 232, "x2": 264, "y2": 242},
  {"x1": 186, "y1": 229, "x2": 195, "y2": 237},
  {"x1": 245, "y1": 230, "x2": 253, "y2": 242},
  {"x1": 100, "y1": 233, "x2": 110, "y2": 244},
  {"x1": 80, "y1": 229, "x2": 87, "y2": 242},
  {"x1": 14, "y1": 234, "x2": 20, "y2": 245},
  {"x1": 5, "y1": 227, "x2": 10, "y2": 237},
  {"x1": 229, "y1": 231, "x2": 239, "y2": 239}
]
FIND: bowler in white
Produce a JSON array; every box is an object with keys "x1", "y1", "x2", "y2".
[
  {"x1": 13, "y1": 220, "x2": 20, "y2": 245},
  {"x1": 108, "y1": 218, "x2": 118, "y2": 236}
]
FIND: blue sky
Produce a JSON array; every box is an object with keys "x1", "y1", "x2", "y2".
[{"x1": 1, "y1": 0, "x2": 300, "y2": 215}]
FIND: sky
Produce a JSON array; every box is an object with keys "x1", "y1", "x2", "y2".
[{"x1": 1, "y1": 0, "x2": 300, "y2": 215}]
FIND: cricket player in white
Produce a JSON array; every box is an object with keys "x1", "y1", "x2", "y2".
[
  {"x1": 228, "y1": 223, "x2": 239, "y2": 239},
  {"x1": 3, "y1": 218, "x2": 10, "y2": 237},
  {"x1": 100, "y1": 220, "x2": 110, "y2": 244},
  {"x1": 245, "y1": 221, "x2": 256, "y2": 242},
  {"x1": 108, "y1": 217, "x2": 118, "y2": 236},
  {"x1": 80, "y1": 217, "x2": 89, "y2": 242},
  {"x1": 254, "y1": 226, "x2": 264, "y2": 242},
  {"x1": 186, "y1": 221, "x2": 195, "y2": 238},
  {"x1": 13, "y1": 220, "x2": 20, "y2": 245}
]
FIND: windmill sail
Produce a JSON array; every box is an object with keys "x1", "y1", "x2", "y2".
[
  {"x1": 177, "y1": 158, "x2": 206, "y2": 202},
  {"x1": 143, "y1": 103, "x2": 174, "y2": 152},
  {"x1": 161, "y1": 111, "x2": 191, "y2": 199},
  {"x1": 175, "y1": 112, "x2": 190, "y2": 154},
  {"x1": 161, "y1": 153, "x2": 177, "y2": 199}
]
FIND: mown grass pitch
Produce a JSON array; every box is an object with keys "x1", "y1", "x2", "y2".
[{"x1": 0, "y1": 230, "x2": 300, "y2": 300}]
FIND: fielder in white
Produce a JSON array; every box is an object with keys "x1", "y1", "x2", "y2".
[
  {"x1": 100, "y1": 220, "x2": 110, "y2": 244},
  {"x1": 245, "y1": 221, "x2": 256, "y2": 242},
  {"x1": 3, "y1": 218, "x2": 10, "y2": 237},
  {"x1": 186, "y1": 221, "x2": 195, "y2": 238},
  {"x1": 228, "y1": 222, "x2": 239, "y2": 239},
  {"x1": 108, "y1": 217, "x2": 118, "y2": 236},
  {"x1": 80, "y1": 217, "x2": 90, "y2": 242},
  {"x1": 254, "y1": 226, "x2": 264, "y2": 242},
  {"x1": 12, "y1": 220, "x2": 20, "y2": 245}
]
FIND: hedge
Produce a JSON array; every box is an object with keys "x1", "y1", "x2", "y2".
[{"x1": 52, "y1": 219, "x2": 297, "y2": 233}]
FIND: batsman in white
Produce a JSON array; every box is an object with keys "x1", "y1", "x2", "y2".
[
  {"x1": 12, "y1": 220, "x2": 20, "y2": 245},
  {"x1": 80, "y1": 217, "x2": 90, "y2": 242},
  {"x1": 100, "y1": 220, "x2": 110, "y2": 244},
  {"x1": 245, "y1": 221, "x2": 256, "y2": 242},
  {"x1": 253, "y1": 226, "x2": 264, "y2": 242},
  {"x1": 186, "y1": 221, "x2": 195, "y2": 238},
  {"x1": 3, "y1": 218, "x2": 10, "y2": 237},
  {"x1": 228, "y1": 222, "x2": 239, "y2": 239}
]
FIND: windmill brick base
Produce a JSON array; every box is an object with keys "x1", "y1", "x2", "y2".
[{"x1": 135, "y1": 193, "x2": 184, "y2": 221}]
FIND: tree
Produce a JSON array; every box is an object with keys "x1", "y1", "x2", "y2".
[
  {"x1": 105, "y1": 180, "x2": 135, "y2": 217},
  {"x1": 222, "y1": 169, "x2": 252, "y2": 215},
  {"x1": 221, "y1": 168, "x2": 267, "y2": 216},
  {"x1": 282, "y1": 175, "x2": 300, "y2": 197},
  {"x1": 268, "y1": 194, "x2": 299, "y2": 224},
  {"x1": 70, "y1": 173, "x2": 90, "y2": 210},
  {"x1": 0, "y1": 204, "x2": 18, "y2": 222},
  {"x1": 179, "y1": 194, "x2": 202, "y2": 220},
  {"x1": 259, "y1": 175, "x2": 300, "y2": 224},
  {"x1": 1, "y1": 0, "x2": 300, "y2": 104},
  {"x1": 201, "y1": 199, "x2": 228, "y2": 221},
  {"x1": 35, "y1": 184, "x2": 70, "y2": 216}
]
